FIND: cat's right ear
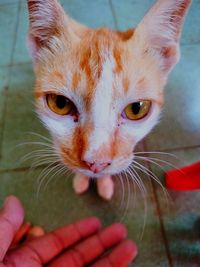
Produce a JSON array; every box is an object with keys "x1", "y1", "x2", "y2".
[
  {"x1": 27, "y1": 0, "x2": 87, "y2": 61},
  {"x1": 27, "y1": 0, "x2": 65, "y2": 60}
]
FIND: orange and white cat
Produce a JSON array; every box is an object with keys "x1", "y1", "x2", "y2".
[{"x1": 27, "y1": 0, "x2": 191, "y2": 200}]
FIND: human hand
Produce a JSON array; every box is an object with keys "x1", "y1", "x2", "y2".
[{"x1": 0, "y1": 196, "x2": 137, "y2": 267}]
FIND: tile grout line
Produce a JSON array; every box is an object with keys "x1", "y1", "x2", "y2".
[
  {"x1": 108, "y1": 0, "x2": 119, "y2": 29},
  {"x1": 0, "y1": 164, "x2": 46, "y2": 174},
  {"x1": 153, "y1": 144, "x2": 200, "y2": 153},
  {"x1": 0, "y1": 1, "x2": 21, "y2": 160},
  {"x1": 142, "y1": 141, "x2": 173, "y2": 267}
]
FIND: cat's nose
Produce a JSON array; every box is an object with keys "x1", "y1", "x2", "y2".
[{"x1": 84, "y1": 161, "x2": 111, "y2": 173}]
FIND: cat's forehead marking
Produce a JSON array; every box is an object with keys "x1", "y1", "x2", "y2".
[{"x1": 74, "y1": 28, "x2": 125, "y2": 112}]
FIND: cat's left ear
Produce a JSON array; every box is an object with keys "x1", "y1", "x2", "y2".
[{"x1": 134, "y1": 0, "x2": 192, "y2": 74}]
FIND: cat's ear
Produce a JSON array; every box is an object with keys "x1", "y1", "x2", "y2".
[
  {"x1": 27, "y1": 0, "x2": 87, "y2": 61},
  {"x1": 134, "y1": 0, "x2": 191, "y2": 74}
]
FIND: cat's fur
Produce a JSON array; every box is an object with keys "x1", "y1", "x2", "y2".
[{"x1": 27, "y1": 0, "x2": 191, "y2": 199}]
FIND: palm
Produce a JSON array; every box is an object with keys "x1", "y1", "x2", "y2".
[{"x1": 0, "y1": 197, "x2": 137, "y2": 267}]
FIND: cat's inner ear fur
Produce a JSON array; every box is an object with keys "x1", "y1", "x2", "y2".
[
  {"x1": 133, "y1": 0, "x2": 192, "y2": 74},
  {"x1": 27, "y1": 0, "x2": 88, "y2": 60}
]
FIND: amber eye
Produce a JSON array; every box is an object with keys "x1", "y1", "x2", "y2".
[
  {"x1": 123, "y1": 100, "x2": 151, "y2": 120},
  {"x1": 46, "y1": 94, "x2": 75, "y2": 116}
]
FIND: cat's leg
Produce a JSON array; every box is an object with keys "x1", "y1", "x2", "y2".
[
  {"x1": 97, "y1": 175, "x2": 114, "y2": 200},
  {"x1": 73, "y1": 174, "x2": 90, "y2": 194}
]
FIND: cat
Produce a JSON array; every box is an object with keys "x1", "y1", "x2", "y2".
[{"x1": 27, "y1": 0, "x2": 191, "y2": 200}]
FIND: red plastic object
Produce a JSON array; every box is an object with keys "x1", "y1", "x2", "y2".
[{"x1": 165, "y1": 161, "x2": 200, "y2": 191}]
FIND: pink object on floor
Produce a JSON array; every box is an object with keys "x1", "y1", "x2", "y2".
[{"x1": 165, "y1": 161, "x2": 200, "y2": 191}]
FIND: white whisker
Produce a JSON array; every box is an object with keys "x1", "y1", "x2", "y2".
[
  {"x1": 131, "y1": 160, "x2": 170, "y2": 206},
  {"x1": 117, "y1": 173, "x2": 125, "y2": 211},
  {"x1": 126, "y1": 167, "x2": 147, "y2": 240}
]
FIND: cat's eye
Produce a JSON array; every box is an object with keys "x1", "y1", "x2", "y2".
[
  {"x1": 123, "y1": 100, "x2": 151, "y2": 120},
  {"x1": 46, "y1": 94, "x2": 75, "y2": 116}
]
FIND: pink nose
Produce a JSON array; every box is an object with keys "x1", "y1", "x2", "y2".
[{"x1": 84, "y1": 161, "x2": 111, "y2": 173}]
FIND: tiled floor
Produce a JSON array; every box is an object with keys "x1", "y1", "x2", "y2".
[{"x1": 0, "y1": 0, "x2": 200, "y2": 266}]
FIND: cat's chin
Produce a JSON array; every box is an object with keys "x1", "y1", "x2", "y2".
[
  {"x1": 74, "y1": 164, "x2": 131, "y2": 179},
  {"x1": 75, "y1": 169, "x2": 109, "y2": 179}
]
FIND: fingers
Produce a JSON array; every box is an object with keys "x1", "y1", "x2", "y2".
[
  {"x1": 24, "y1": 217, "x2": 101, "y2": 264},
  {"x1": 0, "y1": 196, "x2": 24, "y2": 261},
  {"x1": 48, "y1": 223, "x2": 127, "y2": 267},
  {"x1": 92, "y1": 240, "x2": 137, "y2": 267}
]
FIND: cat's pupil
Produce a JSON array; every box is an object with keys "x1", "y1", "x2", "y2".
[
  {"x1": 56, "y1": 96, "x2": 67, "y2": 109},
  {"x1": 131, "y1": 102, "x2": 141, "y2": 114}
]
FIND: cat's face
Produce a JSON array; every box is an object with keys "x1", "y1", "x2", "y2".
[{"x1": 27, "y1": 0, "x2": 191, "y2": 178}]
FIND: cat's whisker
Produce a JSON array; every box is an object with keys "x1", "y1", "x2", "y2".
[
  {"x1": 134, "y1": 151, "x2": 179, "y2": 159},
  {"x1": 36, "y1": 161, "x2": 61, "y2": 199},
  {"x1": 18, "y1": 141, "x2": 55, "y2": 149},
  {"x1": 26, "y1": 131, "x2": 52, "y2": 143},
  {"x1": 126, "y1": 167, "x2": 147, "y2": 240},
  {"x1": 130, "y1": 167, "x2": 147, "y2": 240},
  {"x1": 131, "y1": 160, "x2": 169, "y2": 206},
  {"x1": 117, "y1": 173, "x2": 125, "y2": 211},
  {"x1": 134, "y1": 155, "x2": 185, "y2": 175},
  {"x1": 124, "y1": 171, "x2": 131, "y2": 222},
  {"x1": 20, "y1": 148, "x2": 56, "y2": 161},
  {"x1": 127, "y1": 166, "x2": 147, "y2": 198},
  {"x1": 30, "y1": 157, "x2": 59, "y2": 170},
  {"x1": 43, "y1": 163, "x2": 70, "y2": 191}
]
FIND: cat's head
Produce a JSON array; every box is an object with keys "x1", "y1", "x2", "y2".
[{"x1": 27, "y1": 0, "x2": 191, "y2": 177}]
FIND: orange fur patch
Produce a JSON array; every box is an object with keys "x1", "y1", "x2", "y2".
[
  {"x1": 123, "y1": 76, "x2": 130, "y2": 93},
  {"x1": 116, "y1": 28, "x2": 135, "y2": 41},
  {"x1": 52, "y1": 71, "x2": 65, "y2": 81},
  {"x1": 72, "y1": 71, "x2": 80, "y2": 91},
  {"x1": 113, "y1": 47, "x2": 123, "y2": 74}
]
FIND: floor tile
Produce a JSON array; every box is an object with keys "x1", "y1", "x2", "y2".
[
  {"x1": 148, "y1": 148, "x2": 200, "y2": 266},
  {"x1": 145, "y1": 44, "x2": 200, "y2": 151},
  {"x1": 0, "y1": 67, "x2": 9, "y2": 160},
  {"x1": 0, "y1": 1, "x2": 20, "y2": 5},
  {"x1": 12, "y1": 2, "x2": 31, "y2": 64},
  {"x1": 0, "y1": 168, "x2": 169, "y2": 266},
  {"x1": 110, "y1": 0, "x2": 200, "y2": 45},
  {"x1": 0, "y1": 3, "x2": 19, "y2": 66},
  {"x1": 61, "y1": 0, "x2": 115, "y2": 28},
  {"x1": 0, "y1": 63, "x2": 48, "y2": 171},
  {"x1": 110, "y1": 0, "x2": 152, "y2": 30}
]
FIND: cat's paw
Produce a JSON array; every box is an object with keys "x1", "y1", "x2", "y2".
[
  {"x1": 73, "y1": 174, "x2": 90, "y2": 194},
  {"x1": 97, "y1": 175, "x2": 114, "y2": 200}
]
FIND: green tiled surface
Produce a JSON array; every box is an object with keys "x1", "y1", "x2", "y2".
[
  {"x1": 12, "y1": 2, "x2": 31, "y2": 64},
  {"x1": 110, "y1": 0, "x2": 200, "y2": 45},
  {"x1": 0, "y1": 67, "x2": 9, "y2": 159},
  {"x1": 0, "y1": 3, "x2": 19, "y2": 66},
  {"x1": 0, "y1": 63, "x2": 47, "y2": 170},
  {"x1": 61, "y1": 0, "x2": 115, "y2": 28},
  {"x1": 0, "y1": 1, "x2": 20, "y2": 5},
  {"x1": 0, "y1": 0, "x2": 199, "y2": 266},
  {"x1": 145, "y1": 44, "x2": 200, "y2": 151},
  {"x1": 148, "y1": 148, "x2": 200, "y2": 266}
]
